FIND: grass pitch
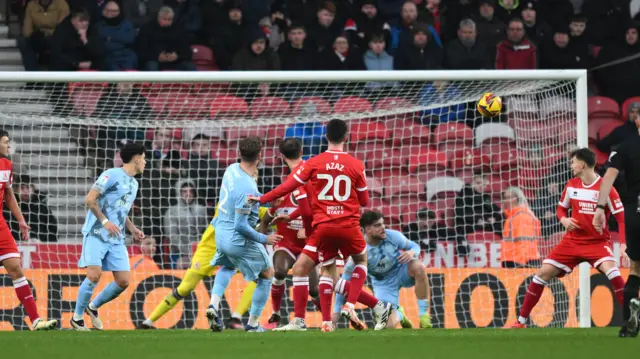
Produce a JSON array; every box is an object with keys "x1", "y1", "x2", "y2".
[{"x1": 0, "y1": 328, "x2": 634, "y2": 359}]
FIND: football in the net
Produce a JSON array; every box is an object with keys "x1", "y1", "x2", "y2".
[{"x1": 476, "y1": 92, "x2": 502, "y2": 117}]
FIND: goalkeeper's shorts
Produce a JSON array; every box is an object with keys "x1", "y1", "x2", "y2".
[{"x1": 189, "y1": 224, "x2": 217, "y2": 277}]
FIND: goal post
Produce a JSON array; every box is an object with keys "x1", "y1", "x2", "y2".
[{"x1": 0, "y1": 69, "x2": 599, "y2": 330}]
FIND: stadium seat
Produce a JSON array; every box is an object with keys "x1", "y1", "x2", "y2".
[
  {"x1": 268, "y1": 125, "x2": 286, "y2": 145},
  {"x1": 597, "y1": 121, "x2": 623, "y2": 141},
  {"x1": 68, "y1": 73, "x2": 107, "y2": 93},
  {"x1": 380, "y1": 205, "x2": 403, "y2": 229},
  {"x1": 365, "y1": 146, "x2": 406, "y2": 178},
  {"x1": 192, "y1": 83, "x2": 231, "y2": 95},
  {"x1": 214, "y1": 146, "x2": 238, "y2": 166},
  {"x1": 589, "y1": 144, "x2": 609, "y2": 167},
  {"x1": 384, "y1": 176, "x2": 425, "y2": 198},
  {"x1": 388, "y1": 120, "x2": 431, "y2": 146},
  {"x1": 166, "y1": 93, "x2": 209, "y2": 118},
  {"x1": 438, "y1": 142, "x2": 470, "y2": 159},
  {"x1": 388, "y1": 197, "x2": 429, "y2": 224},
  {"x1": 588, "y1": 117, "x2": 624, "y2": 143},
  {"x1": 191, "y1": 45, "x2": 217, "y2": 69},
  {"x1": 407, "y1": 148, "x2": 448, "y2": 173},
  {"x1": 490, "y1": 151, "x2": 518, "y2": 171},
  {"x1": 540, "y1": 96, "x2": 576, "y2": 121},
  {"x1": 209, "y1": 96, "x2": 249, "y2": 119},
  {"x1": 508, "y1": 96, "x2": 539, "y2": 121},
  {"x1": 474, "y1": 123, "x2": 515, "y2": 146},
  {"x1": 292, "y1": 96, "x2": 332, "y2": 115},
  {"x1": 250, "y1": 96, "x2": 291, "y2": 118},
  {"x1": 432, "y1": 122, "x2": 473, "y2": 143},
  {"x1": 588, "y1": 96, "x2": 619, "y2": 118},
  {"x1": 511, "y1": 119, "x2": 556, "y2": 143},
  {"x1": 449, "y1": 148, "x2": 490, "y2": 171},
  {"x1": 480, "y1": 143, "x2": 516, "y2": 160},
  {"x1": 149, "y1": 82, "x2": 192, "y2": 93},
  {"x1": 228, "y1": 126, "x2": 283, "y2": 147},
  {"x1": 486, "y1": 175, "x2": 509, "y2": 195},
  {"x1": 261, "y1": 147, "x2": 280, "y2": 167},
  {"x1": 454, "y1": 168, "x2": 474, "y2": 184},
  {"x1": 414, "y1": 168, "x2": 449, "y2": 183},
  {"x1": 622, "y1": 96, "x2": 640, "y2": 120},
  {"x1": 592, "y1": 45, "x2": 601, "y2": 58},
  {"x1": 70, "y1": 90, "x2": 103, "y2": 117},
  {"x1": 333, "y1": 96, "x2": 373, "y2": 114},
  {"x1": 368, "y1": 177, "x2": 384, "y2": 198},
  {"x1": 374, "y1": 97, "x2": 416, "y2": 121},
  {"x1": 425, "y1": 176, "x2": 464, "y2": 200},
  {"x1": 349, "y1": 120, "x2": 391, "y2": 145}
]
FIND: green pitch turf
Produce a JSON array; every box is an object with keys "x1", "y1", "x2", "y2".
[{"x1": 0, "y1": 328, "x2": 635, "y2": 359}]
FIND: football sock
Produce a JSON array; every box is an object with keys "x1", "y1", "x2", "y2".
[
  {"x1": 605, "y1": 267, "x2": 625, "y2": 306},
  {"x1": 13, "y1": 277, "x2": 40, "y2": 323},
  {"x1": 90, "y1": 281, "x2": 125, "y2": 309},
  {"x1": 73, "y1": 278, "x2": 97, "y2": 321},
  {"x1": 231, "y1": 312, "x2": 243, "y2": 320},
  {"x1": 249, "y1": 278, "x2": 271, "y2": 322},
  {"x1": 292, "y1": 276, "x2": 309, "y2": 320},
  {"x1": 271, "y1": 279, "x2": 286, "y2": 313},
  {"x1": 418, "y1": 299, "x2": 429, "y2": 317},
  {"x1": 623, "y1": 274, "x2": 640, "y2": 321},
  {"x1": 148, "y1": 289, "x2": 182, "y2": 322},
  {"x1": 346, "y1": 265, "x2": 367, "y2": 307},
  {"x1": 335, "y1": 278, "x2": 378, "y2": 308},
  {"x1": 518, "y1": 275, "x2": 547, "y2": 324},
  {"x1": 319, "y1": 276, "x2": 334, "y2": 322},
  {"x1": 210, "y1": 267, "x2": 235, "y2": 309},
  {"x1": 234, "y1": 281, "x2": 257, "y2": 316}
]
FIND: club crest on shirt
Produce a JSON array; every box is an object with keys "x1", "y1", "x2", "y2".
[
  {"x1": 98, "y1": 175, "x2": 110, "y2": 185},
  {"x1": 592, "y1": 193, "x2": 599, "y2": 201}
]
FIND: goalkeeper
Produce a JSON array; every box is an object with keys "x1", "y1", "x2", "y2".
[{"x1": 139, "y1": 205, "x2": 271, "y2": 330}]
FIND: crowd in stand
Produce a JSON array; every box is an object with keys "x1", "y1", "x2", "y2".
[{"x1": 8, "y1": 0, "x2": 640, "y2": 269}]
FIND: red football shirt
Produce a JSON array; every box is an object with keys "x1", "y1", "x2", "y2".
[
  {"x1": 0, "y1": 158, "x2": 12, "y2": 230},
  {"x1": 558, "y1": 176, "x2": 624, "y2": 243},
  {"x1": 292, "y1": 150, "x2": 367, "y2": 227},
  {"x1": 269, "y1": 162, "x2": 308, "y2": 247}
]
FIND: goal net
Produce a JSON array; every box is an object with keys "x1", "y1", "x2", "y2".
[{"x1": 0, "y1": 70, "x2": 611, "y2": 331}]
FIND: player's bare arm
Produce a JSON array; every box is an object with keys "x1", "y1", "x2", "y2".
[
  {"x1": 259, "y1": 210, "x2": 272, "y2": 234},
  {"x1": 4, "y1": 186, "x2": 30, "y2": 240},
  {"x1": 594, "y1": 167, "x2": 619, "y2": 233},
  {"x1": 125, "y1": 217, "x2": 144, "y2": 241},
  {"x1": 85, "y1": 188, "x2": 120, "y2": 236}
]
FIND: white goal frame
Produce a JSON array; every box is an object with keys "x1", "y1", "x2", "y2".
[{"x1": 0, "y1": 69, "x2": 590, "y2": 328}]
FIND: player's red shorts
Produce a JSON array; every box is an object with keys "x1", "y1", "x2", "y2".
[
  {"x1": 301, "y1": 236, "x2": 319, "y2": 264},
  {"x1": 543, "y1": 239, "x2": 617, "y2": 277},
  {"x1": 273, "y1": 239, "x2": 305, "y2": 260},
  {"x1": 0, "y1": 226, "x2": 19, "y2": 262},
  {"x1": 312, "y1": 225, "x2": 366, "y2": 266}
]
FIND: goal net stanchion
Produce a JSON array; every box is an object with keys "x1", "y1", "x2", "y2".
[{"x1": 0, "y1": 70, "x2": 595, "y2": 330}]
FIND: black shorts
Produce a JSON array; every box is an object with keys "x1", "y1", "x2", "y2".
[{"x1": 625, "y1": 207, "x2": 640, "y2": 261}]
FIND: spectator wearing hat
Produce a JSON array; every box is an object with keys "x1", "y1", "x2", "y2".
[
  {"x1": 389, "y1": 1, "x2": 441, "y2": 54},
  {"x1": 403, "y1": 208, "x2": 468, "y2": 255},
  {"x1": 137, "y1": 6, "x2": 195, "y2": 71},
  {"x1": 394, "y1": 23, "x2": 442, "y2": 69},
  {"x1": 232, "y1": 27, "x2": 281, "y2": 71},
  {"x1": 539, "y1": 26, "x2": 587, "y2": 69},
  {"x1": 278, "y1": 24, "x2": 316, "y2": 71},
  {"x1": 50, "y1": 8, "x2": 104, "y2": 70},
  {"x1": 474, "y1": 0, "x2": 505, "y2": 63},
  {"x1": 496, "y1": 17, "x2": 537, "y2": 69},
  {"x1": 494, "y1": 0, "x2": 521, "y2": 24},
  {"x1": 597, "y1": 102, "x2": 640, "y2": 154},
  {"x1": 569, "y1": 14, "x2": 591, "y2": 59},
  {"x1": 417, "y1": 0, "x2": 448, "y2": 39},
  {"x1": 98, "y1": 0, "x2": 137, "y2": 71},
  {"x1": 121, "y1": 0, "x2": 162, "y2": 28},
  {"x1": 207, "y1": 3, "x2": 247, "y2": 71},
  {"x1": 444, "y1": 18, "x2": 493, "y2": 69},
  {"x1": 533, "y1": 0, "x2": 573, "y2": 31},
  {"x1": 306, "y1": 1, "x2": 343, "y2": 53},
  {"x1": 164, "y1": 0, "x2": 201, "y2": 45},
  {"x1": 260, "y1": 5, "x2": 289, "y2": 51},
  {"x1": 594, "y1": 22, "x2": 640, "y2": 103},
  {"x1": 343, "y1": 0, "x2": 391, "y2": 49},
  {"x1": 520, "y1": 1, "x2": 551, "y2": 46},
  {"x1": 18, "y1": 0, "x2": 69, "y2": 71}
]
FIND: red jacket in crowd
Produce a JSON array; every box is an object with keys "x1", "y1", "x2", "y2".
[{"x1": 495, "y1": 38, "x2": 537, "y2": 70}]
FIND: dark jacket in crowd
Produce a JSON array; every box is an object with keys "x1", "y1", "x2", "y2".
[
  {"x1": 524, "y1": 20, "x2": 553, "y2": 46},
  {"x1": 306, "y1": 19, "x2": 343, "y2": 53},
  {"x1": 596, "y1": 121, "x2": 639, "y2": 153},
  {"x1": 454, "y1": 185, "x2": 504, "y2": 236},
  {"x1": 474, "y1": 14, "x2": 505, "y2": 60},
  {"x1": 315, "y1": 47, "x2": 365, "y2": 71},
  {"x1": 444, "y1": 38, "x2": 493, "y2": 69},
  {"x1": 4, "y1": 190, "x2": 58, "y2": 242},
  {"x1": 187, "y1": 153, "x2": 222, "y2": 204},
  {"x1": 594, "y1": 23, "x2": 640, "y2": 103},
  {"x1": 50, "y1": 16, "x2": 104, "y2": 70},
  {"x1": 136, "y1": 20, "x2": 192, "y2": 64},
  {"x1": 394, "y1": 38, "x2": 443, "y2": 70},
  {"x1": 210, "y1": 18, "x2": 248, "y2": 70},
  {"x1": 344, "y1": 5, "x2": 391, "y2": 49},
  {"x1": 98, "y1": 14, "x2": 137, "y2": 70},
  {"x1": 231, "y1": 29, "x2": 281, "y2": 71},
  {"x1": 534, "y1": 0, "x2": 574, "y2": 30},
  {"x1": 278, "y1": 42, "x2": 316, "y2": 70},
  {"x1": 539, "y1": 40, "x2": 587, "y2": 69},
  {"x1": 121, "y1": 0, "x2": 162, "y2": 28},
  {"x1": 164, "y1": 0, "x2": 201, "y2": 39}
]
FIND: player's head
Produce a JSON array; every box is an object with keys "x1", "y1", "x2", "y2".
[
  {"x1": 360, "y1": 210, "x2": 386, "y2": 240},
  {"x1": 325, "y1": 119, "x2": 349, "y2": 145},
  {"x1": 279, "y1": 138, "x2": 303, "y2": 165},
  {"x1": 0, "y1": 129, "x2": 9, "y2": 158},
  {"x1": 140, "y1": 236, "x2": 157, "y2": 256},
  {"x1": 239, "y1": 136, "x2": 263, "y2": 165},
  {"x1": 120, "y1": 142, "x2": 147, "y2": 174},
  {"x1": 569, "y1": 147, "x2": 596, "y2": 177}
]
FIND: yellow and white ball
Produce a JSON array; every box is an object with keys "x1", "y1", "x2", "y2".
[{"x1": 476, "y1": 92, "x2": 502, "y2": 117}]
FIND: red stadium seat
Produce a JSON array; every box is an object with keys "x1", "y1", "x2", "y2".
[
  {"x1": 597, "y1": 121, "x2": 622, "y2": 141},
  {"x1": 491, "y1": 151, "x2": 518, "y2": 171},
  {"x1": 374, "y1": 97, "x2": 416, "y2": 121},
  {"x1": 333, "y1": 96, "x2": 373, "y2": 114},
  {"x1": 450, "y1": 148, "x2": 490, "y2": 171},
  {"x1": 261, "y1": 147, "x2": 280, "y2": 167},
  {"x1": 474, "y1": 123, "x2": 515, "y2": 146},
  {"x1": 368, "y1": 177, "x2": 384, "y2": 198},
  {"x1": 267, "y1": 125, "x2": 286, "y2": 145},
  {"x1": 414, "y1": 168, "x2": 449, "y2": 183},
  {"x1": 479, "y1": 143, "x2": 516, "y2": 160},
  {"x1": 250, "y1": 96, "x2": 291, "y2": 118},
  {"x1": 380, "y1": 205, "x2": 402, "y2": 229},
  {"x1": 509, "y1": 97, "x2": 539, "y2": 121},
  {"x1": 365, "y1": 146, "x2": 406, "y2": 178},
  {"x1": 408, "y1": 148, "x2": 448, "y2": 173},
  {"x1": 226, "y1": 126, "x2": 263, "y2": 146},
  {"x1": 621, "y1": 96, "x2": 640, "y2": 120},
  {"x1": 209, "y1": 96, "x2": 249, "y2": 119},
  {"x1": 191, "y1": 45, "x2": 216, "y2": 68},
  {"x1": 588, "y1": 117, "x2": 624, "y2": 143},
  {"x1": 388, "y1": 120, "x2": 431, "y2": 146},
  {"x1": 388, "y1": 197, "x2": 429, "y2": 224},
  {"x1": 384, "y1": 176, "x2": 425, "y2": 198},
  {"x1": 166, "y1": 93, "x2": 209, "y2": 118},
  {"x1": 71, "y1": 90, "x2": 103, "y2": 117},
  {"x1": 149, "y1": 82, "x2": 192, "y2": 93},
  {"x1": 353, "y1": 143, "x2": 384, "y2": 162},
  {"x1": 438, "y1": 142, "x2": 470, "y2": 160},
  {"x1": 588, "y1": 96, "x2": 619, "y2": 118},
  {"x1": 349, "y1": 120, "x2": 391, "y2": 145},
  {"x1": 425, "y1": 176, "x2": 464, "y2": 200},
  {"x1": 214, "y1": 146, "x2": 238, "y2": 166},
  {"x1": 589, "y1": 144, "x2": 609, "y2": 167},
  {"x1": 432, "y1": 123, "x2": 473, "y2": 144},
  {"x1": 292, "y1": 96, "x2": 332, "y2": 115},
  {"x1": 192, "y1": 83, "x2": 231, "y2": 95},
  {"x1": 68, "y1": 77, "x2": 107, "y2": 94}
]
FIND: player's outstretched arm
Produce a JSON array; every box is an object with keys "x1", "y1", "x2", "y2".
[
  {"x1": 256, "y1": 176, "x2": 303, "y2": 204},
  {"x1": 594, "y1": 167, "x2": 620, "y2": 233},
  {"x1": 4, "y1": 187, "x2": 30, "y2": 240},
  {"x1": 387, "y1": 230, "x2": 420, "y2": 264}
]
